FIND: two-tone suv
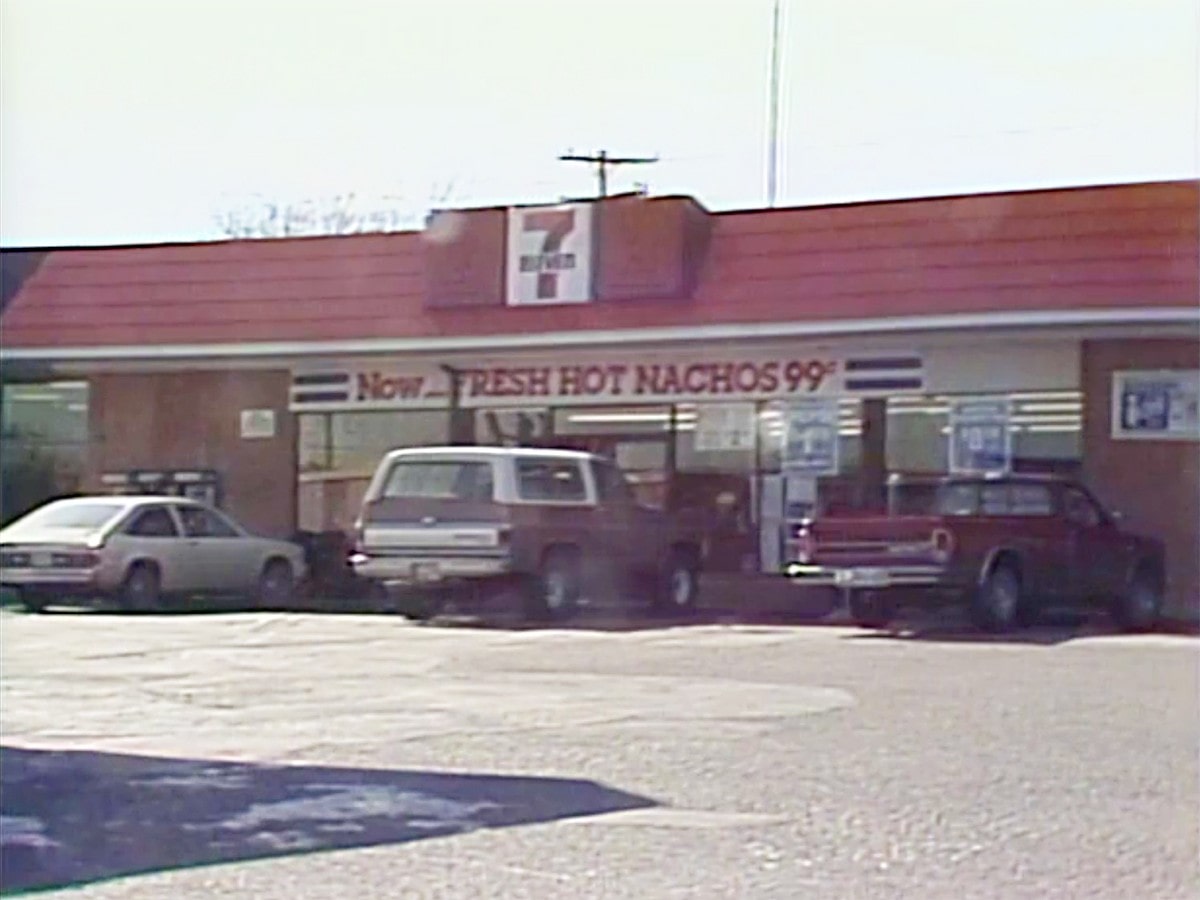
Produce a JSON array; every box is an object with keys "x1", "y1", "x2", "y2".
[{"x1": 351, "y1": 446, "x2": 705, "y2": 621}]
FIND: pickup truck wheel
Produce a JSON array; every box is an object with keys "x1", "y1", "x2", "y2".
[
  {"x1": 848, "y1": 591, "x2": 894, "y2": 629},
  {"x1": 526, "y1": 551, "x2": 580, "y2": 622},
  {"x1": 1112, "y1": 567, "x2": 1163, "y2": 632},
  {"x1": 971, "y1": 565, "x2": 1021, "y2": 633},
  {"x1": 656, "y1": 551, "x2": 700, "y2": 614}
]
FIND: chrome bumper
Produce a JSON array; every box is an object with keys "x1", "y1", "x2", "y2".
[
  {"x1": 350, "y1": 554, "x2": 511, "y2": 585},
  {"x1": 783, "y1": 563, "x2": 944, "y2": 589},
  {"x1": 0, "y1": 567, "x2": 103, "y2": 588}
]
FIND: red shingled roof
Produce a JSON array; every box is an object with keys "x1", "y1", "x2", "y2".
[{"x1": 2, "y1": 180, "x2": 1196, "y2": 351}]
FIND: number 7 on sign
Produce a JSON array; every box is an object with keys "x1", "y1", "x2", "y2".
[{"x1": 522, "y1": 210, "x2": 576, "y2": 299}]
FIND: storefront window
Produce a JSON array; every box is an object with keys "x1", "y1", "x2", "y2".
[
  {"x1": 477, "y1": 408, "x2": 553, "y2": 446},
  {"x1": 552, "y1": 406, "x2": 672, "y2": 507},
  {"x1": 330, "y1": 410, "x2": 450, "y2": 476},
  {"x1": 756, "y1": 399, "x2": 864, "y2": 474},
  {"x1": 295, "y1": 410, "x2": 450, "y2": 533},
  {"x1": 1, "y1": 381, "x2": 89, "y2": 523},
  {"x1": 298, "y1": 414, "x2": 330, "y2": 472},
  {"x1": 886, "y1": 391, "x2": 1081, "y2": 475}
]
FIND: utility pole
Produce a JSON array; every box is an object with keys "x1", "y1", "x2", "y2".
[
  {"x1": 766, "y1": 0, "x2": 784, "y2": 207},
  {"x1": 559, "y1": 149, "x2": 658, "y2": 198}
]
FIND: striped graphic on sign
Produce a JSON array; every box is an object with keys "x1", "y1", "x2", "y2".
[
  {"x1": 290, "y1": 372, "x2": 352, "y2": 406},
  {"x1": 842, "y1": 355, "x2": 924, "y2": 392}
]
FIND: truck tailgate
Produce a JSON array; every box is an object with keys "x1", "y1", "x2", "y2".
[
  {"x1": 802, "y1": 516, "x2": 946, "y2": 565},
  {"x1": 786, "y1": 515, "x2": 953, "y2": 588}
]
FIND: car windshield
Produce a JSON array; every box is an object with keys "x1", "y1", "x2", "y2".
[{"x1": 12, "y1": 502, "x2": 126, "y2": 531}]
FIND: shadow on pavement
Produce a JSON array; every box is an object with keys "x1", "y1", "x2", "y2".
[
  {"x1": 0, "y1": 745, "x2": 656, "y2": 894},
  {"x1": 839, "y1": 608, "x2": 1153, "y2": 646},
  {"x1": 426, "y1": 605, "x2": 744, "y2": 633}
]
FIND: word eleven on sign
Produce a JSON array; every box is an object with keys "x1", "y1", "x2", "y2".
[{"x1": 462, "y1": 360, "x2": 838, "y2": 399}]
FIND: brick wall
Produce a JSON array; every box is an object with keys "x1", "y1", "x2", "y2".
[
  {"x1": 87, "y1": 370, "x2": 296, "y2": 537},
  {"x1": 1082, "y1": 338, "x2": 1200, "y2": 621}
]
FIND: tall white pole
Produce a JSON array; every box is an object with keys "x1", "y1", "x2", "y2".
[{"x1": 767, "y1": 0, "x2": 783, "y2": 207}]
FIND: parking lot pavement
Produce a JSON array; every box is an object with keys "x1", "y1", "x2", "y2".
[{"x1": 2, "y1": 610, "x2": 1197, "y2": 899}]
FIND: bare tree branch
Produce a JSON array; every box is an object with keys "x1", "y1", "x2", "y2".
[{"x1": 213, "y1": 181, "x2": 462, "y2": 239}]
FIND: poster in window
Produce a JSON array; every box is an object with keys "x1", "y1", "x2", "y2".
[
  {"x1": 783, "y1": 398, "x2": 840, "y2": 475},
  {"x1": 1111, "y1": 370, "x2": 1200, "y2": 441},
  {"x1": 949, "y1": 397, "x2": 1011, "y2": 474},
  {"x1": 694, "y1": 403, "x2": 756, "y2": 452}
]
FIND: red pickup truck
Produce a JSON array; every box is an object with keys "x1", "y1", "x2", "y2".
[{"x1": 783, "y1": 473, "x2": 1166, "y2": 632}]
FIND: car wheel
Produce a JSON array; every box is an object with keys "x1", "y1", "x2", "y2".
[
  {"x1": 526, "y1": 550, "x2": 580, "y2": 622},
  {"x1": 655, "y1": 550, "x2": 700, "y2": 615},
  {"x1": 256, "y1": 560, "x2": 295, "y2": 611},
  {"x1": 18, "y1": 589, "x2": 48, "y2": 614},
  {"x1": 121, "y1": 563, "x2": 161, "y2": 613},
  {"x1": 970, "y1": 564, "x2": 1022, "y2": 633},
  {"x1": 848, "y1": 590, "x2": 894, "y2": 629},
  {"x1": 1112, "y1": 566, "x2": 1163, "y2": 632}
]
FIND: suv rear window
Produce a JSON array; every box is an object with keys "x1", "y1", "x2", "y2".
[
  {"x1": 515, "y1": 458, "x2": 587, "y2": 502},
  {"x1": 382, "y1": 461, "x2": 495, "y2": 502}
]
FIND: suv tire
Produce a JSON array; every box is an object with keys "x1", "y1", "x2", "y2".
[{"x1": 526, "y1": 549, "x2": 580, "y2": 622}]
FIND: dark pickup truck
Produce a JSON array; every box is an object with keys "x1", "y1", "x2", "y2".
[{"x1": 784, "y1": 473, "x2": 1166, "y2": 632}]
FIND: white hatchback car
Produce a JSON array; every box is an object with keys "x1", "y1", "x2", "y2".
[{"x1": 0, "y1": 496, "x2": 306, "y2": 613}]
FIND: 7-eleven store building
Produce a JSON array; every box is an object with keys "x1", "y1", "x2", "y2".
[{"x1": 1, "y1": 181, "x2": 1197, "y2": 618}]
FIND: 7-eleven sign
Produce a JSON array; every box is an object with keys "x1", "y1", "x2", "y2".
[{"x1": 506, "y1": 203, "x2": 594, "y2": 305}]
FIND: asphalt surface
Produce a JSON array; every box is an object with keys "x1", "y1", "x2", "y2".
[{"x1": 1, "y1": 607, "x2": 1197, "y2": 899}]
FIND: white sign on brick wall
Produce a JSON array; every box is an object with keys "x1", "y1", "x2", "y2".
[{"x1": 240, "y1": 409, "x2": 276, "y2": 440}]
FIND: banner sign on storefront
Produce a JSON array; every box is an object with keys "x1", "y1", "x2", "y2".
[
  {"x1": 949, "y1": 397, "x2": 1012, "y2": 473},
  {"x1": 289, "y1": 353, "x2": 927, "y2": 412},
  {"x1": 1111, "y1": 370, "x2": 1200, "y2": 441},
  {"x1": 783, "y1": 398, "x2": 840, "y2": 475},
  {"x1": 694, "y1": 403, "x2": 756, "y2": 452},
  {"x1": 506, "y1": 203, "x2": 594, "y2": 306}
]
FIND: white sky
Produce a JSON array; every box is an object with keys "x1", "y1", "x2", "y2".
[{"x1": 1, "y1": 0, "x2": 1197, "y2": 246}]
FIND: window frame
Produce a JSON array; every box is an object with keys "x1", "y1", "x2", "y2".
[
  {"x1": 175, "y1": 504, "x2": 242, "y2": 539},
  {"x1": 591, "y1": 459, "x2": 636, "y2": 506},
  {"x1": 1008, "y1": 482, "x2": 1054, "y2": 517},
  {"x1": 1060, "y1": 485, "x2": 1105, "y2": 529},
  {"x1": 122, "y1": 505, "x2": 183, "y2": 539}
]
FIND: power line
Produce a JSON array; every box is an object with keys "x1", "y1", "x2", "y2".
[{"x1": 558, "y1": 149, "x2": 659, "y2": 198}]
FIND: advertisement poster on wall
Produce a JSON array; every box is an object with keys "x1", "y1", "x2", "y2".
[
  {"x1": 1111, "y1": 370, "x2": 1200, "y2": 441},
  {"x1": 783, "y1": 398, "x2": 840, "y2": 475},
  {"x1": 694, "y1": 403, "x2": 756, "y2": 452},
  {"x1": 949, "y1": 397, "x2": 1012, "y2": 473}
]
